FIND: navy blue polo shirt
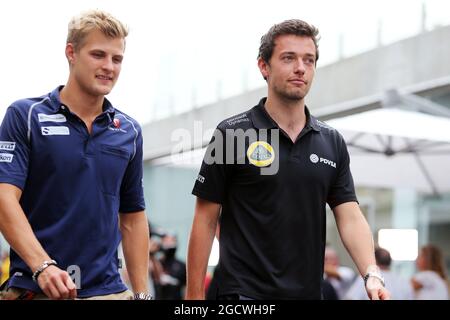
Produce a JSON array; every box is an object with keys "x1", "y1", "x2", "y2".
[
  {"x1": 192, "y1": 98, "x2": 358, "y2": 299},
  {"x1": 0, "y1": 86, "x2": 145, "y2": 297}
]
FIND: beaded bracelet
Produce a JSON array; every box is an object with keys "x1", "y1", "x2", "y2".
[{"x1": 32, "y1": 260, "x2": 58, "y2": 283}]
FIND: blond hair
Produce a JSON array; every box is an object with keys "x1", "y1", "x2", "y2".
[{"x1": 67, "y1": 9, "x2": 128, "y2": 51}]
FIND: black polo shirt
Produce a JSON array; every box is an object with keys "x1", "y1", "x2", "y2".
[{"x1": 192, "y1": 97, "x2": 358, "y2": 299}]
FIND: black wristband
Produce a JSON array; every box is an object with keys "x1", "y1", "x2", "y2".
[{"x1": 32, "y1": 260, "x2": 58, "y2": 283}]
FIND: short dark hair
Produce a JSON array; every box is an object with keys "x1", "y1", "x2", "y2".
[
  {"x1": 375, "y1": 247, "x2": 392, "y2": 267},
  {"x1": 258, "y1": 19, "x2": 320, "y2": 63}
]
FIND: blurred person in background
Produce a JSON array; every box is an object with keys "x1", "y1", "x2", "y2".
[
  {"x1": 147, "y1": 234, "x2": 164, "y2": 298},
  {"x1": 345, "y1": 247, "x2": 414, "y2": 300},
  {"x1": 321, "y1": 277, "x2": 338, "y2": 300},
  {"x1": 154, "y1": 234, "x2": 186, "y2": 300},
  {"x1": 0, "y1": 10, "x2": 150, "y2": 300},
  {"x1": 323, "y1": 245, "x2": 356, "y2": 299},
  {"x1": 412, "y1": 244, "x2": 449, "y2": 300}
]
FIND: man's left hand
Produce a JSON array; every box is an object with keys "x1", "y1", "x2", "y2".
[{"x1": 366, "y1": 277, "x2": 391, "y2": 300}]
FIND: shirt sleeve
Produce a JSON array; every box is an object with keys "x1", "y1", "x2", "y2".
[
  {"x1": 192, "y1": 127, "x2": 232, "y2": 204},
  {"x1": 119, "y1": 123, "x2": 146, "y2": 213},
  {"x1": 327, "y1": 133, "x2": 358, "y2": 209},
  {"x1": 0, "y1": 106, "x2": 30, "y2": 190}
]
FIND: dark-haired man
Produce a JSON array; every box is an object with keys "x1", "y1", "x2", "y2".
[{"x1": 186, "y1": 19, "x2": 390, "y2": 300}]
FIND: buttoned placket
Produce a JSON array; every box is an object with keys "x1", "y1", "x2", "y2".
[{"x1": 59, "y1": 105, "x2": 110, "y2": 157}]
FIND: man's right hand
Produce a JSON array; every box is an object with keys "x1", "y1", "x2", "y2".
[{"x1": 37, "y1": 265, "x2": 77, "y2": 299}]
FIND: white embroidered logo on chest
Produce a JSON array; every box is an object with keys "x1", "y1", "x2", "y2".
[{"x1": 310, "y1": 153, "x2": 336, "y2": 168}]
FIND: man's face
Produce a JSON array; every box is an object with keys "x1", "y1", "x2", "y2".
[
  {"x1": 259, "y1": 35, "x2": 316, "y2": 101},
  {"x1": 68, "y1": 29, "x2": 125, "y2": 97}
]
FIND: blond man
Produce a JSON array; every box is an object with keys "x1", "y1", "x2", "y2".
[{"x1": 0, "y1": 10, "x2": 150, "y2": 300}]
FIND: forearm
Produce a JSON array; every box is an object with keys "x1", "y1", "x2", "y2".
[
  {"x1": 334, "y1": 203, "x2": 376, "y2": 276},
  {"x1": 0, "y1": 186, "x2": 51, "y2": 272},
  {"x1": 120, "y1": 211, "x2": 149, "y2": 293},
  {"x1": 186, "y1": 204, "x2": 219, "y2": 299},
  {"x1": 334, "y1": 202, "x2": 390, "y2": 300}
]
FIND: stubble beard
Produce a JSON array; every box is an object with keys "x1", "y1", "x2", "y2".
[{"x1": 273, "y1": 83, "x2": 308, "y2": 102}]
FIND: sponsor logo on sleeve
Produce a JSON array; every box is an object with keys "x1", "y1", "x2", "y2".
[
  {"x1": 197, "y1": 174, "x2": 205, "y2": 183},
  {"x1": 315, "y1": 120, "x2": 335, "y2": 130},
  {"x1": 0, "y1": 153, "x2": 13, "y2": 163},
  {"x1": 0, "y1": 141, "x2": 15, "y2": 151},
  {"x1": 226, "y1": 113, "x2": 249, "y2": 126},
  {"x1": 38, "y1": 113, "x2": 67, "y2": 123},
  {"x1": 41, "y1": 126, "x2": 70, "y2": 136}
]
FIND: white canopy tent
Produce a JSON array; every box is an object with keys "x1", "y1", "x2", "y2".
[{"x1": 327, "y1": 108, "x2": 450, "y2": 195}]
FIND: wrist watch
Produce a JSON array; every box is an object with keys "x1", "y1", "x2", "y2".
[
  {"x1": 133, "y1": 292, "x2": 153, "y2": 300},
  {"x1": 363, "y1": 272, "x2": 385, "y2": 287}
]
